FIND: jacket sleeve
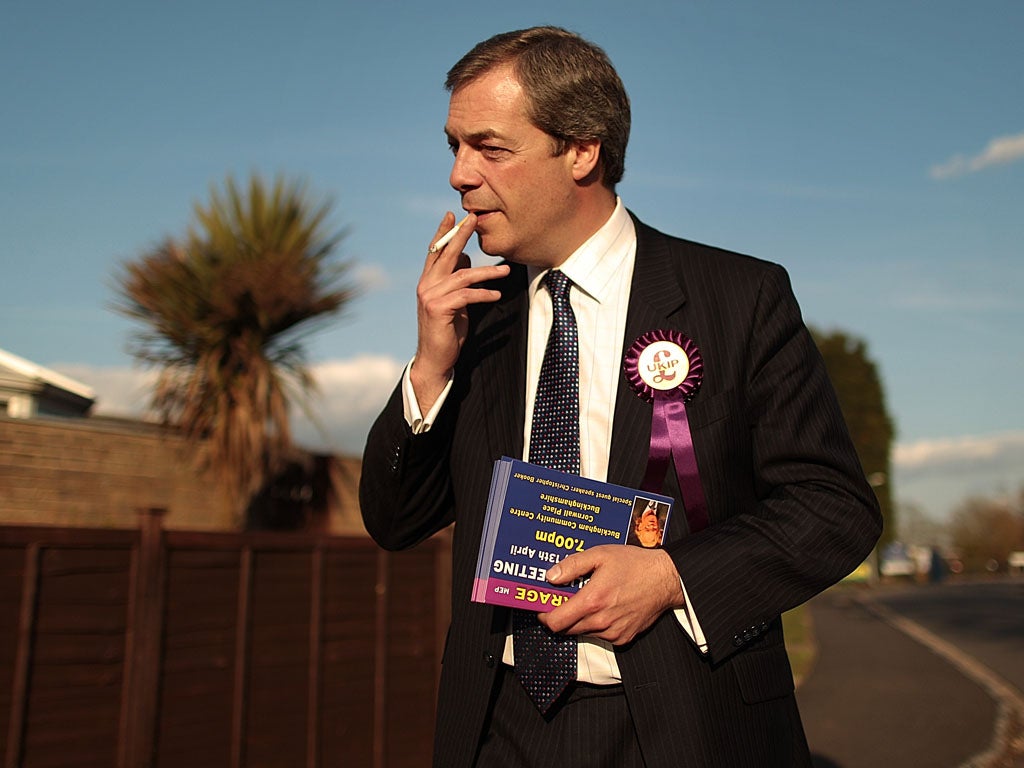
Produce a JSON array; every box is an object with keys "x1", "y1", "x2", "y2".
[
  {"x1": 358, "y1": 381, "x2": 459, "y2": 551},
  {"x1": 666, "y1": 263, "x2": 882, "y2": 663}
]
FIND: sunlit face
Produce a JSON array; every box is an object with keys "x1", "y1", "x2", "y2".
[
  {"x1": 635, "y1": 510, "x2": 662, "y2": 548},
  {"x1": 445, "y1": 66, "x2": 583, "y2": 268}
]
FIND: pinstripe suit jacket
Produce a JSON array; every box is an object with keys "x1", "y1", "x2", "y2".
[{"x1": 359, "y1": 215, "x2": 882, "y2": 767}]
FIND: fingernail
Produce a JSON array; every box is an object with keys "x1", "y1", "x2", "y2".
[{"x1": 547, "y1": 565, "x2": 561, "y2": 581}]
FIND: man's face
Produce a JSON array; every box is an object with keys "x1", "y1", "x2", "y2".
[
  {"x1": 636, "y1": 510, "x2": 661, "y2": 547},
  {"x1": 445, "y1": 66, "x2": 581, "y2": 268},
  {"x1": 639, "y1": 512, "x2": 659, "y2": 532}
]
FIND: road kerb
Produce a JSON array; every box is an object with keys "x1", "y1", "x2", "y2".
[{"x1": 856, "y1": 594, "x2": 1024, "y2": 768}]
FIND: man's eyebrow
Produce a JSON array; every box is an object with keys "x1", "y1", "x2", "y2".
[{"x1": 444, "y1": 128, "x2": 508, "y2": 144}]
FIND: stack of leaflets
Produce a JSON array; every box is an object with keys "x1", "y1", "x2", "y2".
[{"x1": 472, "y1": 457, "x2": 674, "y2": 612}]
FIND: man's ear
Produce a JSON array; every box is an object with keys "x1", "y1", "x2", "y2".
[{"x1": 570, "y1": 139, "x2": 602, "y2": 182}]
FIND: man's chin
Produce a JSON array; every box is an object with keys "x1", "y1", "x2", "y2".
[{"x1": 476, "y1": 233, "x2": 514, "y2": 261}]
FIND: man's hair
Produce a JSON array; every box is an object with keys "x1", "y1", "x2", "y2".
[{"x1": 446, "y1": 26, "x2": 631, "y2": 188}]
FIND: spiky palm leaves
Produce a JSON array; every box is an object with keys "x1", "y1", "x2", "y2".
[{"x1": 114, "y1": 175, "x2": 356, "y2": 518}]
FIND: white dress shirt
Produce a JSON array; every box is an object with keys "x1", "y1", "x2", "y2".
[{"x1": 403, "y1": 199, "x2": 706, "y2": 683}]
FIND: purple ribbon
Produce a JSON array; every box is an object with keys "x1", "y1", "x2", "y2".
[{"x1": 624, "y1": 330, "x2": 709, "y2": 535}]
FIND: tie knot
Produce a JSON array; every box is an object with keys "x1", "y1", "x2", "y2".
[{"x1": 543, "y1": 269, "x2": 572, "y2": 300}]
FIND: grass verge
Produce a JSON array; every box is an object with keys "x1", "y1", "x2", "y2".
[{"x1": 783, "y1": 604, "x2": 817, "y2": 687}]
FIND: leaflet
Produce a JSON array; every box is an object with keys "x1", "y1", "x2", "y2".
[{"x1": 472, "y1": 457, "x2": 674, "y2": 612}]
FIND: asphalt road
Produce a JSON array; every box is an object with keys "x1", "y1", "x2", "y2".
[
  {"x1": 796, "y1": 582, "x2": 1024, "y2": 768},
  {"x1": 874, "y1": 581, "x2": 1024, "y2": 696}
]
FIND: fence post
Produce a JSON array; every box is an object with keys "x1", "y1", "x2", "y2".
[
  {"x1": 230, "y1": 545, "x2": 253, "y2": 768},
  {"x1": 4, "y1": 543, "x2": 40, "y2": 768},
  {"x1": 373, "y1": 550, "x2": 390, "y2": 768},
  {"x1": 307, "y1": 543, "x2": 324, "y2": 768},
  {"x1": 120, "y1": 508, "x2": 167, "y2": 768}
]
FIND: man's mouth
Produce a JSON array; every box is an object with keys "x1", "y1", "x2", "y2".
[{"x1": 464, "y1": 207, "x2": 498, "y2": 220}]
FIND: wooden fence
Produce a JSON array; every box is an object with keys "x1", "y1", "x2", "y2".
[{"x1": 0, "y1": 513, "x2": 451, "y2": 768}]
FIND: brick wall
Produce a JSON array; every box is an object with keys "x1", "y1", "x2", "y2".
[{"x1": 0, "y1": 415, "x2": 236, "y2": 529}]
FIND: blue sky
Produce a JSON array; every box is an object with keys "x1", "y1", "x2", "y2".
[{"x1": 2, "y1": 1, "x2": 1022, "y2": 524}]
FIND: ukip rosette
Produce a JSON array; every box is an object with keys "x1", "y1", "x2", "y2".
[
  {"x1": 623, "y1": 330, "x2": 709, "y2": 534},
  {"x1": 624, "y1": 330, "x2": 703, "y2": 401}
]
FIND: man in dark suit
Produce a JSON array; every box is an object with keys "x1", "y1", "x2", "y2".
[{"x1": 360, "y1": 26, "x2": 882, "y2": 767}]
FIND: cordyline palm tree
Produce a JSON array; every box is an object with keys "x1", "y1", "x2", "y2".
[{"x1": 114, "y1": 174, "x2": 357, "y2": 520}]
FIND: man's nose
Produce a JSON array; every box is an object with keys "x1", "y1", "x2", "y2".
[{"x1": 449, "y1": 148, "x2": 481, "y2": 192}]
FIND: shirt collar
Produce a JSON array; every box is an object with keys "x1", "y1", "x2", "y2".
[{"x1": 528, "y1": 198, "x2": 636, "y2": 304}]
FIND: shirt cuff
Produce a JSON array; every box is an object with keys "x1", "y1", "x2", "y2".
[
  {"x1": 673, "y1": 578, "x2": 708, "y2": 653},
  {"x1": 401, "y1": 357, "x2": 454, "y2": 434}
]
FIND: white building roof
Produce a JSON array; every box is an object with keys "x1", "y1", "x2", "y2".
[{"x1": 0, "y1": 347, "x2": 96, "y2": 401}]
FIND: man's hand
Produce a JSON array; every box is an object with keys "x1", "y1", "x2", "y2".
[
  {"x1": 538, "y1": 545, "x2": 685, "y2": 646},
  {"x1": 412, "y1": 212, "x2": 510, "y2": 410}
]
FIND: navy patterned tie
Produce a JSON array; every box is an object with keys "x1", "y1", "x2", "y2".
[{"x1": 513, "y1": 269, "x2": 579, "y2": 714}]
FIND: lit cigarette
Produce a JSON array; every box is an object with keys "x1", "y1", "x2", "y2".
[{"x1": 429, "y1": 215, "x2": 471, "y2": 253}]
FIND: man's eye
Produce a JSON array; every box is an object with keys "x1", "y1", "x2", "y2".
[{"x1": 482, "y1": 145, "x2": 507, "y2": 157}]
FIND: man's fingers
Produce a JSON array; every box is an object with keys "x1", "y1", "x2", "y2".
[
  {"x1": 424, "y1": 212, "x2": 476, "y2": 270},
  {"x1": 539, "y1": 590, "x2": 598, "y2": 635},
  {"x1": 420, "y1": 285, "x2": 503, "y2": 319},
  {"x1": 539, "y1": 547, "x2": 685, "y2": 645},
  {"x1": 546, "y1": 551, "x2": 594, "y2": 585},
  {"x1": 429, "y1": 211, "x2": 457, "y2": 245},
  {"x1": 418, "y1": 263, "x2": 510, "y2": 307},
  {"x1": 541, "y1": 552, "x2": 599, "y2": 634}
]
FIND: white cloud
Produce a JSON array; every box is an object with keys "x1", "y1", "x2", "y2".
[
  {"x1": 290, "y1": 356, "x2": 403, "y2": 453},
  {"x1": 55, "y1": 356, "x2": 406, "y2": 457},
  {"x1": 894, "y1": 431, "x2": 1024, "y2": 474},
  {"x1": 53, "y1": 363, "x2": 158, "y2": 417},
  {"x1": 888, "y1": 432, "x2": 1024, "y2": 519},
  {"x1": 354, "y1": 263, "x2": 391, "y2": 290},
  {"x1": 930, "y1": 131, "x2": 1024, "y2": 180},
  {"x1": 308, "y1": 355, "x2": 404, "y2": 402}
]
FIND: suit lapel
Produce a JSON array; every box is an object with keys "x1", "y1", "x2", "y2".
[
  {"x1": 474, "y1": 265, "x2": 528, "y2": 462},
  {"x1": 608, "y1": 217, "x2": 688, "y2": 489}
]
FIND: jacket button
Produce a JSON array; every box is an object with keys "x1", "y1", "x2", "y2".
[
  {"x1": 733, "y1": 635, "x2": 744, "y2": 647},
  {"x1": 483, "y1": 653, "x2": 496, "y2": 668}
]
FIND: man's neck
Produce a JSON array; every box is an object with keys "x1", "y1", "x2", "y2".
[{"x1": 546, "y1": 189, "x2": 618, "y2": 268}]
